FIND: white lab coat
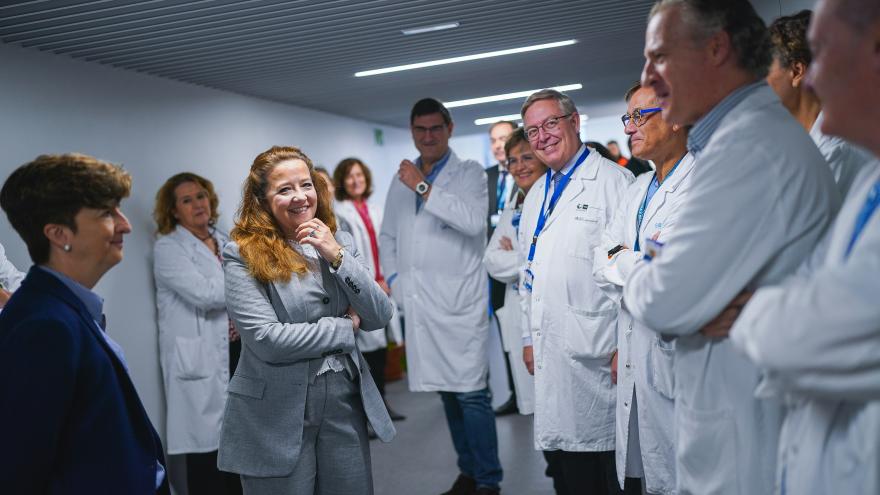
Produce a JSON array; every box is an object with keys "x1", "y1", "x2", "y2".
[
  {"x1": 593, "y1": 153, "x2": 695, "y2": 494},
  {"x1": 730, "y1": 164, "x2": 880, "y2": 495},
  {"x1": 517, "y1": 147, "x2": 633, "y2": 451},
  {"x1": 379, "y1": 151, "x2": 490, "y2": 392},
  {"x1": 0, "y1": 242, "x2": 24, "y2": 292},
  {"x1": 810, "y1": 112, "x2": 876, "y2": 199},
  {"x1": 153, "y1": 227, "x2": 231, "y2": 455},
  {"x1": 623, "y1": 85, "x2": 840, "y2": 495},
  {"x1": 483, "y1": 192, "x2": 535, "y2": 415},
  {"x1": 335, "y1": 199, "x2": 402, "y2": 351}
]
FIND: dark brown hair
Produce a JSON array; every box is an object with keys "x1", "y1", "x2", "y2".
[
  {"x1": 503, "y1": 128, "x2": 530, "y2": 160},
  {"x1": 0, "y1": 153, "x2": 131, "y2": 263},
  {"x1": 332, "y1": 158, "x2": 373, "y2": 202},
  {"x1": 769, "y1": 10, "x2": 812, "y2": 69}
]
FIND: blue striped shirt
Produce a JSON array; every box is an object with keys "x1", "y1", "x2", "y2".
[{"x1": 687, "y1": 81, "x2": 766, "y2": 156}]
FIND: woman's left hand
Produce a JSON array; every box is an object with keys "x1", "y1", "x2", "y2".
[{"x1": 295, "y1": 218, "x2": 341, "y2": 262}]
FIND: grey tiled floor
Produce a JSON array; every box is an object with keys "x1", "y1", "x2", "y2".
[{"x1": 371, "y1": 379, "x2": 556, "y2": 495}]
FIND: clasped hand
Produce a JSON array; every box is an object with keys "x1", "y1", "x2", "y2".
[
  {"x1": 398, "y1": 159, "x2": 426, "y2": 192},
  {"x1": 699, "y1": 291, "x2": 753, "y2": 339},
  {"x1": 295, "y1": 218, "x2": 341, "y2": 262}
]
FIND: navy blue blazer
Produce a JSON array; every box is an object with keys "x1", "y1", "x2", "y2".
[{"x1": 0, "y1": 266, "x2": 168, "y2": 494}]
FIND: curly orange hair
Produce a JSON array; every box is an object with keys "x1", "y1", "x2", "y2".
[{"x1": 231, "y1": 145, "x2": 337, "y2": 284}]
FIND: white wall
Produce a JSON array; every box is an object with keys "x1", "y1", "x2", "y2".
[{"x1": 0, "y1": 42, "x2": 430, "y2": 446}]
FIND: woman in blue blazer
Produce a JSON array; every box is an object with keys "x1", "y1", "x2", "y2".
[{"x1": 0, "y1": 153, "x2": 168, "y2": 494}]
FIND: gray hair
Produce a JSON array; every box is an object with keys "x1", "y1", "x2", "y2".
[
  {"x1": 521, "y1": 89, "x2": 577, "y2": 118},
  {"x1": 650, "y1": 0, "x2": 773, "y2": 79},
  {"x1": 831, "y1": 0, "x2": 880, "y2": 31}
]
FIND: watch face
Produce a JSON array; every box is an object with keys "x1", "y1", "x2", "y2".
[{"x1": 416, "y1": 182, "x2": 429, "y2": 194}]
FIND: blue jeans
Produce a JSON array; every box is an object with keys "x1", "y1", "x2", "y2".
[{"x1": 439, "y1": 388, "x2": 503, "y2": 490}]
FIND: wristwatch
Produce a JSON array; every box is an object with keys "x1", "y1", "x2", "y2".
[
  {"x1": 330, "y1": 247, "x2": 345, "y2": 270},
  {"x1": 415, "y1": 181, "x2": 430, "y2": 195}
]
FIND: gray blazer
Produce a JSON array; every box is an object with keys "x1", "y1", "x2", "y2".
[{"x1": 217, "y1": 231, "x2": 395, "y2": 477}]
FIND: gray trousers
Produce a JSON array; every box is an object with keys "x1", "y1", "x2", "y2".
[{"x1": 241, "y1": 370, "x2": 373, "y2": 495}]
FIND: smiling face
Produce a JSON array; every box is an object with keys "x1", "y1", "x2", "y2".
[
  {"x1": 411, "y1": 112, "x2": 453, "y2": 164},
  {"x1": 625, "y1": 86, "x2": 678, "y2": 162},
  {"x1": 506, "y1": 141, "x2": 548, "y2": 194},
  {"x1": 172, "y1": 181, "x2": 212, "y2": 232},
  {"x1": 522, "y1": 99, "x2": 581, "y2": 171},
  {"x1": 265, "y1": 159, "x2": 318, "y2": 237},
  {"x1": 69, "y1": 202, "x2": 132, "y2": 276},
  {"x1": 642, "y1": 5, "x2": 715, "y2": 126},
  {"x1": 343, "y1": 162, "x2": 368, "y2": 200}
]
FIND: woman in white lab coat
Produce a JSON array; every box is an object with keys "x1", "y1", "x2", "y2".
[
  {"x1": 152, "y1": 172, "x2": 241, "y2": 495},
  {"x1": 483, "y1": 129, "x2": 542, "y2": 416},
  {"x1": 332, "y1": 157, "x2": 404, "y2": 420}
]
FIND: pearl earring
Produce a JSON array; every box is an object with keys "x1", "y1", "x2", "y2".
[{"x1": 63, "y1": 244, "x2": 72, "y2": 252}]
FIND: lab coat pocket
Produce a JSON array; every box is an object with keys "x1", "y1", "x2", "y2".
[
  {"x1": 676, "y1": 404, "x2": 740, "y2": 495},
  {"x1": 173, "y1": 336, "x2": 212, "y2": 380},
  {"x1": 648, "y1": 338, "x2": 675, "y2": 399},
  {"x1": 568, "y1": 208, "x2": 602, "y2": 260},
  {"x1": 563, "y1": 306, "x2": 616, "y2": 361}
]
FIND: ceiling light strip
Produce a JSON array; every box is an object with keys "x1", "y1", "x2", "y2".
[
  {"x1": 445, "y1": 83, "x2": 583, "y2": 109},
  {"x1": 354, "y1": 39, "x2": 576, "y2": 77},
  {"x1": 474, "y1": 113, "x2": 524, "y2": 126},
  {"x1": 401, "y1": 22, "x2": 460, "y2": 36}
]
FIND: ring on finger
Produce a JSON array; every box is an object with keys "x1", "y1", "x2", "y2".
[{"x1": 309, "y1": 229, "x2": 317, "y2": 238}]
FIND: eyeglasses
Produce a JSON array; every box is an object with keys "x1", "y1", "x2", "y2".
[
  {"x1": 621, "y1": 107, "x2": 662, "y2": 127},
  {"x1": 525, "y1": 113, "x2": 573, "y2": 141},
  {"x1": 412, "y1": 124, "x2": 447, "y2": 135}
]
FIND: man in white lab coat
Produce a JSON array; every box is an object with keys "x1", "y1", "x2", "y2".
[
  {"x1": 624, "y1": 2, "x2": 839, "y2": 494},
  {"x1": 517, "y1": 89, "x2": 633, "y2": 494},
  {"x1": 379, "y1": 98, "x2": 502, "y2": 495},
  {"x1": 594, "y1": 82, "x2": 695, "y2": 495},
  {"x1": 703, "y1": 0, "x2": 880, "y2": 493}
]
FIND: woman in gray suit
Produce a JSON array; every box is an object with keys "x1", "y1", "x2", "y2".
[{"x1": 218, "y1": 145, "x2": 395, "y2": 494}]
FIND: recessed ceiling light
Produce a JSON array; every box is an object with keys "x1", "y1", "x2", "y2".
[
  {"x1": 445, "y1": 84, "x2": 583, "y2": 109},
  {"x1": 474, "y1": 114, "x2": 523, "y2": 126},
  {"x1": 401, "y1": 22, "x2": 460, "y2": 36},
  {"x1": 354, "y1": 39, "x2": 577, "y2": 77}
]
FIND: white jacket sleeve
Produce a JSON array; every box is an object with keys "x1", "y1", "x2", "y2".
[
  {"x1": 593, "y1": 183, "x2": 639, "y2": 295},
  {"x1": 153, "y1": 236, "x2": 226, "y2": 310},
  {"x1": 0, "y1": 243, "x2": 25, "y2": 292},
  {"x1": 484, "y1": 205, "x2": 520, "y2": 284},
  {"x1": 623, "y1": 139, "x2": 836, "y2": 335},
  {"x1": 423, "y1": 162, "x2": 489, "y2": 237},
  {"x1": 730, "y1": 225, "x2": 880, "y2": 400},
  {"x1": 379, "y1": 182, "x2": 401, "y2": 290}
]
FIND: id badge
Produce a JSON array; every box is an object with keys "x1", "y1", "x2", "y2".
[
  {"x1": 643, "y1": 238, "x2": 664, "y2": 261},
  {"x1": 523, "y1": 267, "x2": 535, "y2": 293}
]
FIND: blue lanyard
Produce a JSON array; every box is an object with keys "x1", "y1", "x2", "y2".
[
  {"x1": 634, "y1": 155, "x2": 685, "y2": 252},
  {"x1": 496, "y1": 170, "x2": 509, "y2": 212},
  {"x1": 415, "y1": 150, "x2": 451, "y2": 211},
  {"x1": 845, "y1": 177, "x2": 880, "y2": 259},
  {"x1": 526, "y1": 148, "x2": 590, "y2": 266}
]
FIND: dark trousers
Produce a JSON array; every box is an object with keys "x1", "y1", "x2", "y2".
[
  {"x1": 542, "y1": 450, "x2": 621, "y2": 495},
  {"x1": 362, "y1": 347, "x2": 387, "y2": 396},
  {"x1": 439, "y1": 388, "x2": 503, "y2": 490},
  {"x1": 185, "y1": 450, "x2": 242, "y2": 495}
]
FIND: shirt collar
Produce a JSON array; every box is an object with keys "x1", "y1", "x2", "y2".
[
  {"x1": 38, "y1": 265, "x2": 104, "y2": 323},
  {"x1": 555, "y1": 144, "x2": 587, "y2": 178},
  {"x1": 687, "y1": 80, "x2": 765, "y2": 155}
]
